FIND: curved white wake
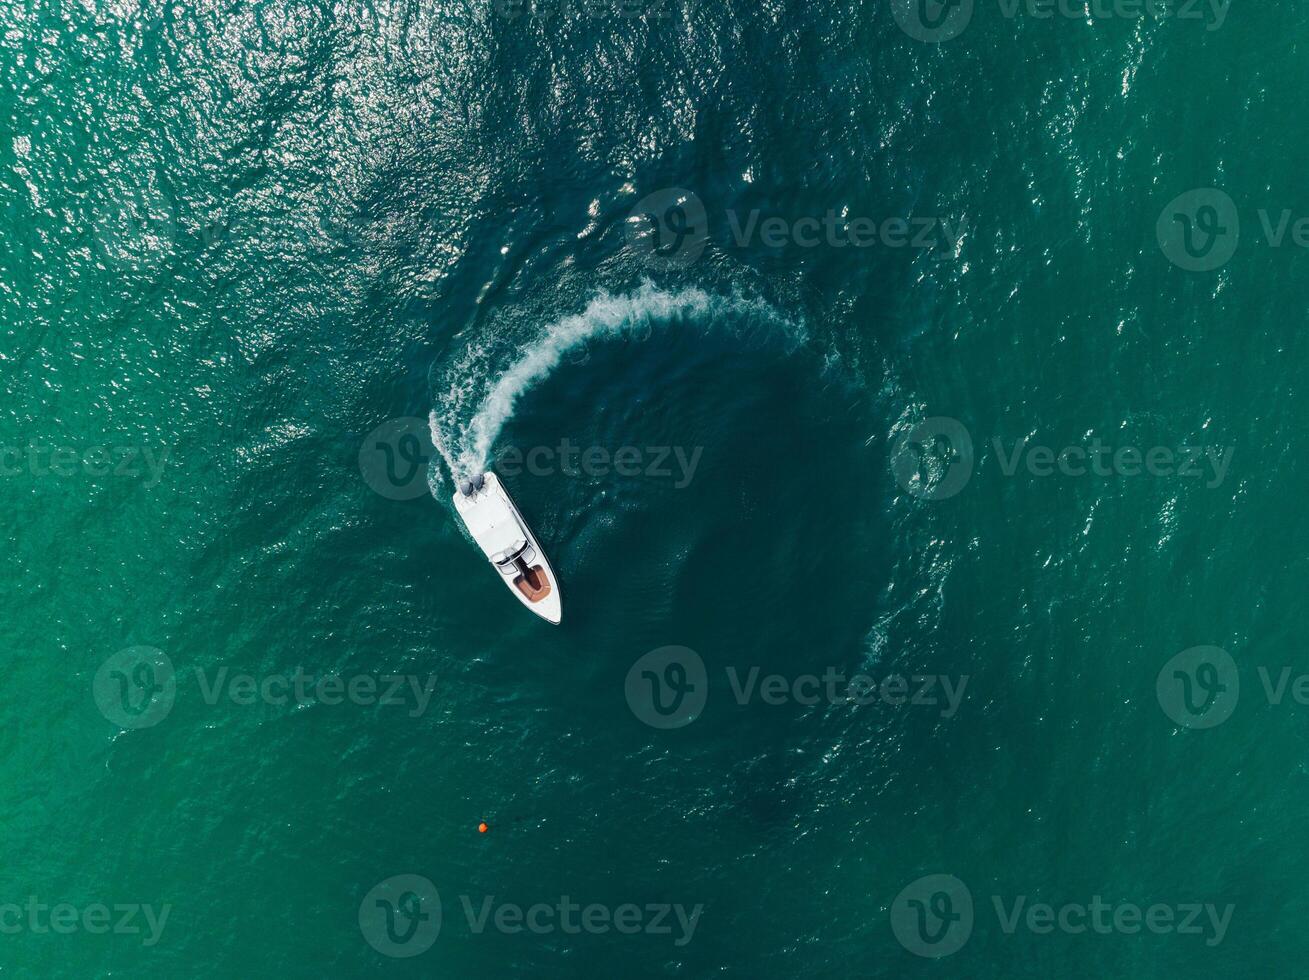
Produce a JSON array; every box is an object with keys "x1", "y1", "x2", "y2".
[{"x1": 429, "y1": 282, "x2": 800, "y2": 484}]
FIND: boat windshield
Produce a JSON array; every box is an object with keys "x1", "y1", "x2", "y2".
[{"x1": 493, "y1": 542, "x2": 528, "y2": 566}]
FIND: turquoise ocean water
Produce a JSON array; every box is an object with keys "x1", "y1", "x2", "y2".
[{"x1": 4, "y1": 0, "x2": 1309, "y2": 975}]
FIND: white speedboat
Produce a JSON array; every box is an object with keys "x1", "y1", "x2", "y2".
[{"x1": 452, "y1": 471, "x2": 561, "y2": 624}]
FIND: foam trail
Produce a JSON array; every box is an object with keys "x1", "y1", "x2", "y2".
[{"x1": 430, "y1": 282, "x2": 798, "y2": 484}]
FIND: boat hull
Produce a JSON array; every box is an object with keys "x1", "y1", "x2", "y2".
[{"x1": 452, "y1": 472, "x2": 562, "y2": 624}]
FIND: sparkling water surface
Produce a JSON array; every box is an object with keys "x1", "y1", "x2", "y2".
[{"x1": 2, "y1": 0, "x2": 1307, "y2": 975}]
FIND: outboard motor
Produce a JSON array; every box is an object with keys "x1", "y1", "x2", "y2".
[
  {"x1": 473, "y1": 472, "x2": 486, "y2": 492},
  {"x1": 458, "y1": 479, "x2": 473, "y2": 497}
]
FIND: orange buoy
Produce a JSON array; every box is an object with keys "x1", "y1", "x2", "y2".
[{"x1": 478, "y1": 822, "x2": 489, "y2": 834}]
